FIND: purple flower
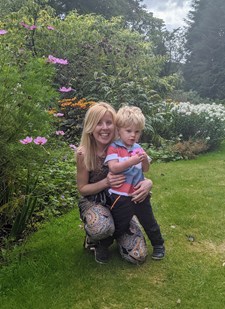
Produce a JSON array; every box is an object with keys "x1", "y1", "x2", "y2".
[
  {"x1": 59, "y1": 86, "x2": 74, "y2": 92},
  {"x1": 20, "y1": 22, "x2": 30, "y2": 29},
  {"x1": 56, "y1": 58, "x2": 68, "y2": 65},
  {"x1": 47, "y1": 55, "x2": 58, "y2": 63},
  {"x1": 55, "y1": 130, "x2": 65, "y2": 136},
  {"x1": 69, "y1": 144, "x2": 77, "y2": 151},
  {"x1": 47, "y1": 55, "x2": 68, "y2": 65},
  {"x1": 47, "y1": 26, "x2": 55, "y2": 30},
  {"x1": 19, "y1": 136, "x2": 33, "y2": 144},
  {"x1": 0, "y1": 30, "x2": 8, "y2": 35},
  {"x1": 29, "y1": 25, "x2": 37, "y2": 30},
  {"x1": 33, "y1": 136, "x2": 47, "y2": 145},
  {"x1": 53, "y1": 113, "x2": 64, "y2": 117}
]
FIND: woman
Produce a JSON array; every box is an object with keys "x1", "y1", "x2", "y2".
[{"x1": 76, "y1": 102, "x2": 152, "y2": 264}]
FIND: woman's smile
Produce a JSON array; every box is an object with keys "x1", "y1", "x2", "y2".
[{"x1": 93, "y1": 112, "x2": 115, "y2": 146}]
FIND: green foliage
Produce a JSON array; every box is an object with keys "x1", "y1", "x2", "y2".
[
  {"x1": 0, "y1": 0, "x2": 26, "y2": 18},
  {"x1": 183, "y1": 0, "x2": 225, "y2": 99},
  {"x1": 33, "y1": 143, "x2": 78, "y2": 219},
  {"x1": 0, "y1": 15, "x2": 59, "y2": 241},
  {"x1": 10, "y1": 8, "x2": 175, "y2": 105},
  {"x1": 9, "y1": 170, "x2": 39, "y2": 240},
  {"x1": 0, "y1": 43, "x2": 57, "y2": 187},
  {"x1": 0, "y1": 140, "x2": 78, "y2": 244},
  {"x1": 1, "y1": 0, "x2": 184, "y2": 101},
  {"x1": 142, "y1": 142, "x2": 183, "y2": 163},
  {"x1": 47, "y1": 0, "x2": 145, "y2": 20}
]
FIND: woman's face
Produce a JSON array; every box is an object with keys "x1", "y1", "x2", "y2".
[{"x1": 92, "y1": 111, "x2": 115, "y2": 147}]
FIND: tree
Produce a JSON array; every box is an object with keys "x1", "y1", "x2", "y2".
[
  {"x1": 183, "y1": 0, "x2": 225, "y2": 100},
  {"x1": 0, "y1": 0, "x2": 26, "y2": 17},
  {"x1": 47, "y1": 0, "x2": 145, "y2": 20}
]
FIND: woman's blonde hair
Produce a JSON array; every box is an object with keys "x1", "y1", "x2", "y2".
[
  {"x1": 116, "y1": 105, "x2": 145, "y2": 130},
  {"x1": 78, "y1": 102, "x2": 116, "y2": 171}
]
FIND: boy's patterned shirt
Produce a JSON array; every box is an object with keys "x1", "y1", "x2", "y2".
[{"x1": 105, "y1": 139, "x2": 145, "y2": 196}]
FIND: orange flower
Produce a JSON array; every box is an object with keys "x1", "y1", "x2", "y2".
[{"x1": 48, "y1": 108, "x2": 57, "y2": 114}]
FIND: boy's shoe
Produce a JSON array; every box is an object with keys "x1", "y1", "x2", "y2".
[
  {"x1": 152, "y1": 245, "x2": 165, "y2": 260},
  {"x1": 94, "y1": 245, "x2": 110, "y2": 264},
  {"x1": 83, "y1": 235, "x2": 96, "y2": 251}
]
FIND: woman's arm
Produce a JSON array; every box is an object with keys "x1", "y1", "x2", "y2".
[
  {"x1": 76, "y1": 153, "x2": 109, "y2": 196},
  {"x1": 76, "y1": 153, "x2": 125, "y2": 196}
]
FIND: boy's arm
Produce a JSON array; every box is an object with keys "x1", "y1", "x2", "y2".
[
  {"x1": 142, "y1": 156, "x2": 150, "y2": 173},
  {"x1": 141, "y1": 150, "x2": 151, "y2": 172},
  {"x1": 108, "y1": 155, "x2": 141, "y2": 174}
]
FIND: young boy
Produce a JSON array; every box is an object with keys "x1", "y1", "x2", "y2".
[{"x1": 104, "y1": 106, "x2": 165, "y2": 260}]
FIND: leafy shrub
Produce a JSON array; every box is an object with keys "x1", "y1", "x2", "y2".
[
  {"x1": 0, "y1": 33, "x2": 58, "y2": 226},
  {"x1": 36, "y1": 143, "x2": 78, "y2": 220},
  {"x1": 172, "y1": 139, "x2": 209, "y2": 159},
  {"x1": 142, "y1": 142, "x2": 183, "y2": 163},
  {"x1": 0, "y1": 139, "x2": 78, "y2": 244},
  {"x1": 0, "y1": 31, "x2": 60, "y2": 243}
]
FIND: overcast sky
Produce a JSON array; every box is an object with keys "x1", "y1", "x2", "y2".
[{"x1": 142, "y1": 0, "x2": 192, "y2": 30}]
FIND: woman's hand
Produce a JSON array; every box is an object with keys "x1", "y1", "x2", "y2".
[
  {"x1": 107, "y1": 172, "x2": 125, "y2": 188},
  {"x1": 131, "y1": 178, "x2": 153, "y2": 203}
]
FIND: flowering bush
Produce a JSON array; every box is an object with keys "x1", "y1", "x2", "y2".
[
  {"x1": 0, "y1": 25, "x2": 60, "y2": 242},
  {"x1": 168, "y1": 102, "x2": 225, "y2": 149},
  {"x1": 55, "y1": 97, "x2": 96, "y2": 143}
]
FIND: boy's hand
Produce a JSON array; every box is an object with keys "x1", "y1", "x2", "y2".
[{"x1": 130, "y1": 153, "x2": 143, "y2": 165}]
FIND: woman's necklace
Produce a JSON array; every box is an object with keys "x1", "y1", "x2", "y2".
[{"x1": 97, "y1": 145, "x2": 108, "y2": 158}]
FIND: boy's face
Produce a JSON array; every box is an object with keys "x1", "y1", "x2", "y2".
[{"x1": 118, "y1": 125, "x2": 141, "y2": 147}]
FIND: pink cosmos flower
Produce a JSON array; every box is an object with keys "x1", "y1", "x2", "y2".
[
  {"x1": 29, "y1": 25, "x2": 37, "y2": 30},
  {"x1": 130, "y1": 148, "x2": 144, "y2": 156},
  {"x1": 69, "y1": 144, "x2": 77, "y2": 151},
  {"x1": 57, "y1": 58, "x2": 68, "y2": 65},
  {"x1": 20, "y1": 22, "x2": 30, "y2": 29},
  {"x1": 47, "y1": 26, "x2": 55, "y2": 30},
  {"x1": 59, "y1": 86, "x2": 74, "y2": 92},
  {"x1": 19, "y1": 136, "x2": 33, "y2": 144},
  {"x1": 0, "y1": 30, "x2": 8, "y2": 35},
  {"x1": 53, "y1": 113, "x2": 64, "y2": 117},
  {"x1": 55, "y1": 130, "x2": 65, "y2": 136},
  {"x1": 47, "y1": 55, "x2": 68, "y2": 65},
  {"x1": 33, "y1": 136, "x2": 47, "y2": 145},
  {"x1": 47, "y1": 55, "x2": 58, "y2": 63}
]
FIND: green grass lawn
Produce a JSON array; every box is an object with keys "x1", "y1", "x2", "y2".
[{"x1": 1, "y1": 144, "x2": 225, "y2": 309}]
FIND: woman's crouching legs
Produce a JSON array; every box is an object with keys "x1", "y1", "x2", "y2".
[
  {"x1": 117, "y1": 216, "x2": 148, "y2": 265},
  {"x1": 79, "y1": 198, "x2": 115, "y2": 241}
]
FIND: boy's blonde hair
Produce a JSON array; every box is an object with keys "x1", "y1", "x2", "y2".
[
  {"x1": 116, "y1": 106, "x2": 145, "y2": 130},
  {"x1": 79, "y1": 102, "x2": 116, "y2": 171}
]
